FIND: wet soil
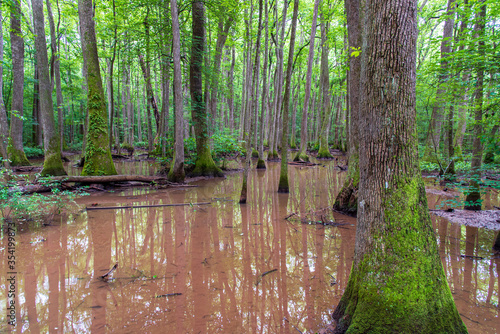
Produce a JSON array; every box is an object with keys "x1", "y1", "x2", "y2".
[{"x1": 1, "y1": 158, "x2": 499, "y2": 333}]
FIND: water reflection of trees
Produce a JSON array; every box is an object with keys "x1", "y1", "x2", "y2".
[{"x1": 1, "y1": 162, "x2": 498, "y2": 333}]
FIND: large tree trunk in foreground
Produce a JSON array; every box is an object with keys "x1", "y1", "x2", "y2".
[
  {"x1": 8, "y1": 0, "x2": 30, "y2": 166},
  {"x1": 277, "y1": 0, "x2": 299, "y2": 193},
  {"x1": 167, "y1": 0, "x2": 185, "y2": 183},
  {"x1": 189, "y1": 1, "x2": 223, "y2": 177},
  {"x1": 32, "y1": 0, "x2": 66, "y2": 176},
  {"x1": 333, "y1": 0, "x2": 360, "y2": 215},
  {"x1": 332, "y1": 0, "x2": 466, "y2": 332},
  {"x1": 78, "y1": 0, "x2": 117, "y2": 176}
]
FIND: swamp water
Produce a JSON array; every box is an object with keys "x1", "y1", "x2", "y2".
[{"x1": 0, "y1": 160, "x2": 499, "y2": 333}]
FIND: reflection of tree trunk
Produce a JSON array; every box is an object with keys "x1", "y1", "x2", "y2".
[
  {"x1": 463, "y1": 226, "x2": 477, "y2": 298},
  {"x1": 47, "y1": 225, "x2": 61, "y2": 333},
  {"x1": 449, "y1": 224, "x2": 461, "y2": 291},
  {"x1": 173, "y1": 194, "x2": 187, "y2": 333},
  {"x1": 89, "y1": 211, "x2": 113, "y2": 333},
  {"x1": 192, "y1": 207, "x2": 209, "y2": 333},
  {"x1": 25, "y1": 237, "x2": 41, "y2": 333}
]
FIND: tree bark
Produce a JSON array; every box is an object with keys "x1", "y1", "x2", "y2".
[
  {"x1": 332, "y1": 0, "x2": 466, "y2": 332},
  {"x1": 190, "y1": 1, "x2": 223, "y2": 177},
  {"x1": 32, "y1": 0, "x2": 66, "y2": 176},
  {"x1": 78, "y1": 0, "x2": 117, "y2": 176},
  {"x1": 168, "y1": 0, "x2": 185, "y2": 183},
  {"x1": 278, "y1": 0, "x2": 299, "y2": 193},
  {"x1": 8, "y1": 0, "x2": 30, "y2": 166}
]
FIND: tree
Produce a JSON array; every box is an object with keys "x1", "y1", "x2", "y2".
[
  {"x1": 294, "y1": 0, "x2": 320, "y2": 162},
  {"x1": 331, "y1": 0, "x2": 466, "y2": 332},
  {"x1": 32, "y1": 0, "x2": 66, "y2": 176},
  {"x1": 78, "y1": 0, "x2": 117, "y2": 176},
  {"x1": 190, "y1": 1, "x2": 223, "y2": 177},
  {"x1": 333, "y1": 0, "x2": 360, "y2": 215},
  {"x1": 464, "y1": 0, "x2": 486, "y2": 211},
  {"x1": 8, "y1": 0, "x2": 30, "y2": 166},
  {"x1": 277, "y1": 0, "x2": 299, "y2": 193},
  {"x1": 0, "y1": 2, "x2": 10, "y2": 168},
  {"x1": 167, "y1": 0, "x2": 185, "y2": 183}
]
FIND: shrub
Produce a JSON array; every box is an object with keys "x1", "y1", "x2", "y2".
[{"x1": 24, "y1": 146, "x2": 44, "y2": 158}]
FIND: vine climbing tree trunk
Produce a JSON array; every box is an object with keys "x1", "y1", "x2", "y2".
[{"x1": 331, "y1": 0, "x2": 466, "y2": 332}]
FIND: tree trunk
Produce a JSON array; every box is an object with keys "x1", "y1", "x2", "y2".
[
  {"x1": 294, "y1": 0, "x2": 320, "y2": 162},
  {"x1": 0, "y1": 4, "x2": 11, "y2": 168},
  {"x1": 240, "y1": 0, "x2": 263, "y2": 203},
  {"x1": 257, "y1": 0, "x2": 269, "y2": 168},
  {"x1": 46, "y1": 0, "x2": 65, "y2": 153},
  {"x1": 8, "y1": 0, "x2": 30, "y2": 166},
  {"x1": 317, "y1": 17, "x2": 334, "y2": 159},
  {"x1": 167, "y1": 0, "x2": 185, "y2": 182},
  {"x1": 277, "y1": 0, "x2": 299, "y2": 193},
  {"x1": 333, "y1": 0, "x2": 361, "y2": 215},
  {"x1": 422, "y1": 0, "x2": 456, "y2": 163},
  {"x1": 32, "y1": 0, "x2": 66, "y2": 176},
  {"x1": 78, "y1": 0, "x2": 117, "y2": 176},
  {"x1": 464, "y1": 0, "x2": 486, "y2": 211},
  {"x1": 190, "y1": 1, "x2": 223, "y2": 177},
  {"x1": 332, "y1": 1, "x2": 466, "y2": 332}
]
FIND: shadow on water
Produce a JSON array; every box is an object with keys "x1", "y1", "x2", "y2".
[{"x1": 0, "y1": 159, "x2": 499, "y2": 333}]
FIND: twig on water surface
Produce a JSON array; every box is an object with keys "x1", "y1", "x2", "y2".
[
  {"x1": 285, "y1": 212, "x2": 297, "y2": 220},
  {"x1": 100, "y1": 263, "x2": 118, "y2": 280},
  {"x1": 86, "y1": 202, "x2": 211, "y2": 211},
  {"x1": 255, "y1": 269, "x2": 278, "y2": 286},
  {"x1": 284, "y1": 317, "x2": 303, "y2": 334},
  {"x1": 156, "y1": 293, "x2": 182, "y2": 298},
  {"x1": 460, "y1": 255, "x2": 484, "y2": 260}
]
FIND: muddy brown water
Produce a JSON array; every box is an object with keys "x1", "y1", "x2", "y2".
[{"x1": 1, "y1": 159, "x2": 499, "y2": 333}]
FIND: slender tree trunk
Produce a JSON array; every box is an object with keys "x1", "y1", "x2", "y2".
[
  {"x1": 8, "y1": 0, "x2": 30, "y2": 166},
  {"x1": 0, "y1": 4, "x2": 11, "y2": 168},
  {"x1": 422, "y1": 0, "x2": 456, "y2": 163},
  {"x1": 240, "y1": 0, "x2": 263, "y2": 203},
  {"x1": 332, "y1": 1, "x2": 466, "y2": 331},
  {"x1": 190, "y1": 1, "x2": 223, "y2": 177},
  {"x1": 46, "y1": 0, "x2": 65, "y2": 153},
  {"x1": 333, "y1": 0, "x2": 360, "y2": 215},
  {"x1": 78, "y1": 0, "x2": 116, "y2": 176},
  {"x1": 228, "y1": 47, "x2": 235, "y2": 134},
  {"x1": 464, "y1": 0, "x2": 486, "y2": 211},
  {"x1": 294, "y1": 0, "x2": 320, "y2": 162},
  {"x1": 278, "y1": 0, "x2": 299, "y2": 193},
  {"x1": 168, "y1": 0, "x2": 185, "y2": 182},
  {"x1": 257, "y1": 0, "x2": 269, "y2": 169},
  {"x1": 317, "y1": 18, "x2": 334, "y2": 159},
  {"x1": 32, "y1": 0, "x2": 66, "y2": 176}
]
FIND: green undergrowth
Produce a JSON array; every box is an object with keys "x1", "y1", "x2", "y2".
[
  {"x1": 159, "y1": 133, "x2": 244, "y2": 170},
  {"x1": 0, "y1": 172, "x2": 88, "y2": 225}
]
